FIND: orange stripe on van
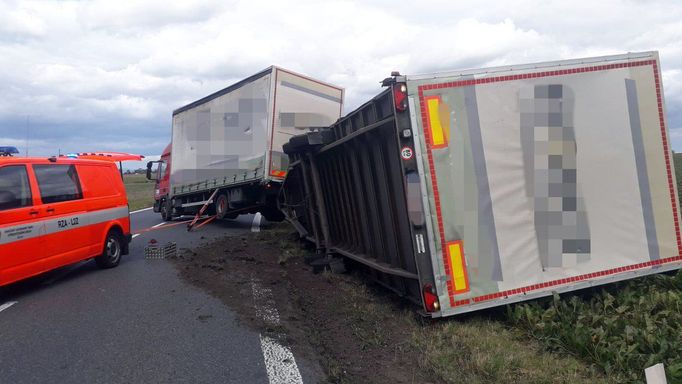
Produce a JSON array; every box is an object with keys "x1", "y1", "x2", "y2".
[
  {"x1": 270, "y1": 170, "x2": 287, "y2": 178},
  {"x1": 425, "y1": 96, "x2": 448, "y2": 149},
  {"x1": 446, "y1": 240, "x2": 469, "y2": 294}
]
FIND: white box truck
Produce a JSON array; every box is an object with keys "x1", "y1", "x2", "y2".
[
  {"x1": 150, "y1": 66, "x2": 343, "y2": 221},
  {"x1": 281, "y1": 51, "x2": 682, "y2": 316}
]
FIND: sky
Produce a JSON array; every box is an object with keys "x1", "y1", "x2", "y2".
[{"x1": 1, "y1": 0, "x2": 681, "y2": 170}]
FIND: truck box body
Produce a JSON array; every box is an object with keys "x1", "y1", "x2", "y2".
[
  {"x1": 280, "y1": 51, "x2": 682, "y2": 317},
  {"x1": 170, "y1": 67, "x2": 343, "y2": 205}
]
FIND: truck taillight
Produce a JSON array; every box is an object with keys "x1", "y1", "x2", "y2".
[
  {"x1": 393, "y1": 83, "x2": 407, "y2": 112},
  {"x1": 423, "y1": 284, "x2": 440, "y2": 312}
]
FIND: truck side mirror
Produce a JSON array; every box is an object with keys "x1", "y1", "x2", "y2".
[{"x1": 146, "y1": 161, "x2": 157, "y2": 181}]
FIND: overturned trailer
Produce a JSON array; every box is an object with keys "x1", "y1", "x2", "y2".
[{"x1": 280, "y1": 52, "x2": 682, "y2": 317}]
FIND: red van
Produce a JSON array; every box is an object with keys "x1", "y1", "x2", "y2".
[{"x1": 0, "y1": 156, "x2": 132, "y2": 286}]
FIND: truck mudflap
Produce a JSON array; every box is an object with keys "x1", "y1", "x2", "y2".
[{"x1": 280, "y1": 85, "x2": 435, "y2": 308}]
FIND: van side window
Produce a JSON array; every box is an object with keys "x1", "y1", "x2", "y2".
[
  {"x1": 0, "y1": 165, "x2": 32, "y2": 211},
  {"x1": 33, "y1": 164, "x2": 83, "y2": 204}
]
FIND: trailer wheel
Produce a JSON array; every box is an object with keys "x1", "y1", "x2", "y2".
[
  {"x1": 95, "y1": 230, "x2": 123, "y2": 269},
  {"x1": 215, "y1": 194, "x2": 229, "y2": 219},
  {"x1": 161, "y1": 199, "x2": 173, "y2": 221}
]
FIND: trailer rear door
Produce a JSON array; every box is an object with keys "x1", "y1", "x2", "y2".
[{"x1": 408, "y1": 51, "x2": 682, "y2": 316}]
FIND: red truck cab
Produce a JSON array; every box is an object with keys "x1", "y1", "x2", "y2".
[{"x1": 147, "y1": 143, "x2": 171, "y2": 219}]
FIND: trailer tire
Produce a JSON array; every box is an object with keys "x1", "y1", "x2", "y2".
[
  {"x1": 161, "y1": 199, "x2": 173, "y2": 221},
  {"x1": 95, "y1": 230, "x2": 123, "y2": 269},
  {"x1": 215, "y1": 194, "x2": 229, "y2": 219}
]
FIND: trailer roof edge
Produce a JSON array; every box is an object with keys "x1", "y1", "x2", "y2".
[
  {"x1": 405, "y1": 51, "x2": 658, "y2": 82},
  {"x1": 172, "y1": 66, "x2": 274, "y2": 116}
]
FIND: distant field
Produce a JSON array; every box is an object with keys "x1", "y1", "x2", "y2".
[{"x1": 123, "y1": 173, "x2": 155, "y2": 211}]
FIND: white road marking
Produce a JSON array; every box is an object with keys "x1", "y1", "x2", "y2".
[
  {"x1": 132, "y1": 234, "x2": 140, "y2": 239},
  {"x1": 260, "y1": 335, "x2": 304, "y2": 384},
  {"x1": 151, "y1": 221, "x2": 167, "y2": 229},
  {"x1": 251, "y1": 279, "x2": 303, "y2": 384},
  {"x1": 251, "y1": 281, "x2": 281, "y2": 324},
  {"x1": 130, "y1": 207, "x2": 153, "y2": 214},
  {"x1": 251, "y1": 213, "x2": 262, "y2": 233},
  {"x1": 0, "y1": 301, "x2": 17, "y2": 313}
]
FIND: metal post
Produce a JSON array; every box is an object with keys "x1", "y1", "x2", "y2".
[
  {"x1": 308, "y1": 152, "x2": 330, "y2": 252},
  {"x1": 299, "y1": 155, "x2": 321, "y2": 251}
]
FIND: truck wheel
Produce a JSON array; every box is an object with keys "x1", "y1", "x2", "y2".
[
  {"x1": 215, "y1": 194, "x2": 229, "y2": 219},
  {"x1": 161, "y1": 199, "x2": 173, "y2": 221},
  {"x1": 95, "y1": 230, "x2": 123, "y2": 269}
]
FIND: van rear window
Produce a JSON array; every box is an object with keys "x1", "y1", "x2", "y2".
[
  {"x1": 0, "y1": 165, "x2": 32, "y2": 211},
  {"x1": 34, "y1": 164, "x2": 83, "y2": 204}
]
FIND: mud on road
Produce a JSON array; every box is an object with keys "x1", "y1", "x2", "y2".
[{"x1": 170, "y1": 223, "x2": 432, "y2": 384}]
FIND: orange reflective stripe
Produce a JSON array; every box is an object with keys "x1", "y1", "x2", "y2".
[
  {"x1": 425, "y1": 96, "x2": 448, "y2": 149},
  {"x1": 270, "y1": 170, "x2": 287, "y2": 177},
  {"x1": 446, "y1": 240, "x2": 469, "y2": 294}
]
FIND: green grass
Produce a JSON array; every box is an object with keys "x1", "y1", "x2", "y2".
[
  {"x1": 123, "y1": 173, "x2": 155, "y2": 211},
  {"x1": 412, "y1": 317, "x2": 609, "y2": 384},
  {"x1": 322, "y1": 273, "x2": 609, "y2": 383},
  {"x1": 508, "y1": 272, "x2": 682, "y2": 383}
]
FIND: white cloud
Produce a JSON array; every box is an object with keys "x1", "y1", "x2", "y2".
[{"x1": 0, "y1": 0, "x2": 681, "y2": 155}]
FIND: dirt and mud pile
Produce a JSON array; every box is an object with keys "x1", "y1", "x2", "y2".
[
  {"x1": 170, "y1": 224, "x2": 433, "y2": 383},
  {"x1": 170, "y1": 223, "x2": 609, "y2": 383}
]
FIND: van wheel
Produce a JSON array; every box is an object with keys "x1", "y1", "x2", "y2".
[
  {"x1": 161, "y1": 199, "x2": 173, "y2": 221},
  {"x1": 95, "y1": 231, "x2": 123, "y2": 269},
  {"x1": 215, "y1": 194, "x2": 229, "y2": 219}
]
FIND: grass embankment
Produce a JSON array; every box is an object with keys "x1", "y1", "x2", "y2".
[
  {"x1": 509, "y1": 273, "x2": 682, "y2": 382},
  {"x1": 254, "y1": 225, "x2": 610, "y2": 383},
  {"x1": 123, "y1": 173, "x2": 155, "y2": 211},
  {"x1": 337, "y1": 279, "x2": 608, "y2": 384}
]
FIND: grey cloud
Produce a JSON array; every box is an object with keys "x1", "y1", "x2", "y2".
[{"x1": 0, "y1": 0, "x2": 681, "y2": 158}]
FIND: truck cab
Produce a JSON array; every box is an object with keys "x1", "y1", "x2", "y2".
[{"x1": 147, "y1": 143, "x2": 172, "y2": 219}]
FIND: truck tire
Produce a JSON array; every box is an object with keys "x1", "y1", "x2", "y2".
[
  {"x1": 215, "y1": 194, "x2": 229, "y2": 219},
  {"x1": 161, "y1": 199, "x2": 173, "y2": 221},
  {"x1": 95, "y1": 230, "x2": 123, "y2": 269}
]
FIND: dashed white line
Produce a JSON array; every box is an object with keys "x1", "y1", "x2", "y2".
[
  {"x1": 251, "y1": 281, "x2": 281, "y2": 324},
  {"x1": 151, "y1": 221, "x2": 167, "y2": 229},
  {"x1": 0, "y1": 301, "x2": 17, "y2": 313},
  {"x1": 251, "y1": 279, "x2": 303, "y2": 384},
  {"x1": 132, "y1": 234, "x2": 140, "y2": 239},
  {"x1": 130, "y1": 207, "x2": 153, "y2": 214},
  {"x1": 260, "y1": 335, "x2": 303, "y2": 384},
  {"x1": 251, "y1": 212, "x2": 262, "y2": 233}
]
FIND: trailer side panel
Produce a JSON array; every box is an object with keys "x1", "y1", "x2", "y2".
[{"x1": 171, "y1": 71, "x2": 273, "y2": 189}]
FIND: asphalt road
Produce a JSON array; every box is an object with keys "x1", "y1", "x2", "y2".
[{"x1": 0, "y1": 208, "x2": 322, "y2": 383}]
